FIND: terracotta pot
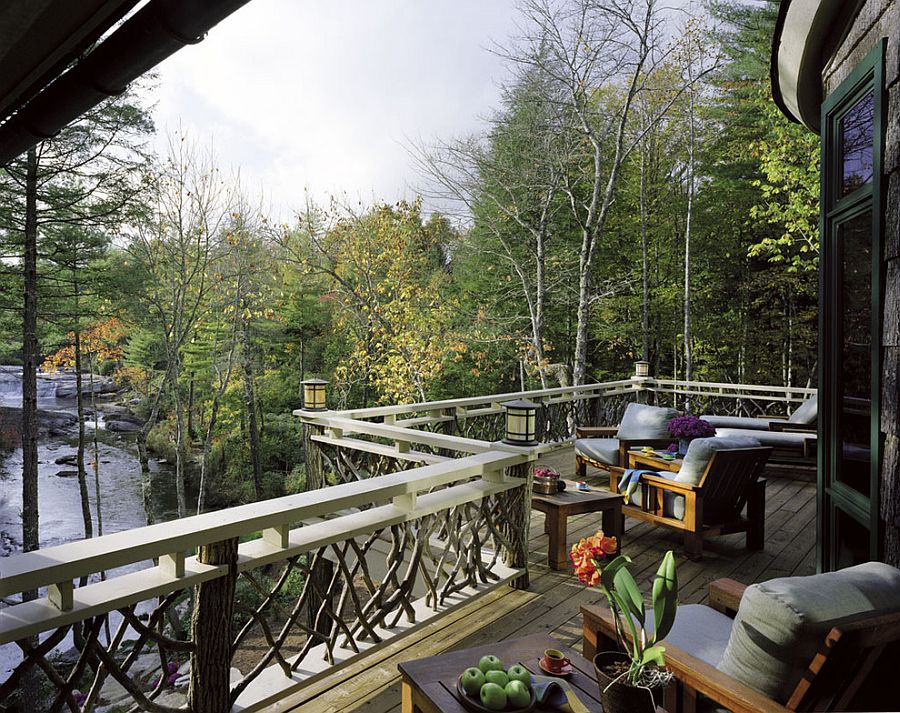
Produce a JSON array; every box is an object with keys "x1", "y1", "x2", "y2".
[{"x1": 593, "y1": 652, "x2": 662, "y2": 713}]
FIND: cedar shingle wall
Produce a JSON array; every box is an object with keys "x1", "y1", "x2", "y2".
[{"x1": 824, "y1": 0, "x2": 899, "y2": 565}]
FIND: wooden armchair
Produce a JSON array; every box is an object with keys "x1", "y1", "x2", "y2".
[
  {"x1": 617, "y1": 446, "x2": 772, "y2": 559},
  {"x1": 574, "y1": 402, "x2": 679, "y2": 480},
  {"x1": 575, "y1": 425, "x2": 670, "y2": 479},
  {"x1": 582, "y1": 577, "x2": 900, "y2": 713}
]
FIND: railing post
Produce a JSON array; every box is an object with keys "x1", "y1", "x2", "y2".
[
  {"x1": 303, "y1": 421, "x2": 326, "y2": 490},
  {"x1": 189, "y1": 537, "x2": 238, "y2": 713},
  {"x1": 301, "y1": 418, "x2": 334, "y2": 636},
  {"x1": 503, "y1": 460, "x2": 532, "y2": 590}
]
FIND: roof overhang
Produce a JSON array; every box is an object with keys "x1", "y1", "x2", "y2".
[
  {"x1": 771, "y1": 0, "x2": 865, "y2": 131},
  {"x1": 0, "y1": 0, "x2": 253, "y2": 166}
]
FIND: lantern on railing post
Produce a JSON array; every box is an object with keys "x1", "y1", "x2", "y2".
[
  {"x1": 301, "y1": 378, "x2": 329, "y2": 412},
  {"x1": 634, "y1": 360, "x2": 650, "y2": 378},
  {"x1": 501, "y1": 399, "x2": 539, "y2": 447}
]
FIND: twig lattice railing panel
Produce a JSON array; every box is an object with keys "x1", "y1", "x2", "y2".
[
  {"x1": 0, "y1": 450, "x2": 531, "y2": 713},
  {"x1": 645, "y1": 379, "x2": 816, "y2": 418}
]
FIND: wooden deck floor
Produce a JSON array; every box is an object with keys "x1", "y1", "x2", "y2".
[{"x1": 282, "y1": 446, "x2": 817, "y2": 713}]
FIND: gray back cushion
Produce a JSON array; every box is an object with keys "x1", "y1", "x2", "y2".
[
  {"x1": 615, "y1": 403, "x2": 679, "y2": 440},
  {"x1": 676, "y1": 435, "x2": 762, "y2": 486},
  {"x1": 787, "y1": 395, "x2": 817, "y2": 424},
  {"x1": 719, "y1": 562, "x2": 900, "y2": 702}
]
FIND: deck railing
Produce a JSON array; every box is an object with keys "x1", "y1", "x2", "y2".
[{"x1": 0, "y1": 374, "x2": 815, "y2": 712}]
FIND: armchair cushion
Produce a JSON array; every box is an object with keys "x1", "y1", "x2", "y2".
[
  {"x1": 615, "y1": 402, "x2": 678, "y2": 440},
  {"x1": 787, "y1": 395, "x2": 817, "y2": 424},
  {"x1": 718, "y1": 562, "x2": 900, "y2": 703},
  {"x1": 664, "y1": 604, "x2": 734, "y2": 668},
  {"x1": 574, "y1": 437, "x2": 620, "y2": 466},
  {"x1": 636, "y1": 470, "x2": 683, "y2": 518},
  {"x1": 715, "y1": 427, "x2": 813, "y2": 449},
  {"x1": 676, "y1": 436, "x2": 762, "y2": 486},
  {"x1": 700, "y1": 415, "x2": 786, "y2": 430}
]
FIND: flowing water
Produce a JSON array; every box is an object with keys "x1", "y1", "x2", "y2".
[{"x1": 0, "y1": 366, "x2": 187, "y2": 677}]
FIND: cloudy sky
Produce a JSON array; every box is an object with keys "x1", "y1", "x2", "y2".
[{"x1": 151, "y1": 1, "x2": 521, "y2": 222}]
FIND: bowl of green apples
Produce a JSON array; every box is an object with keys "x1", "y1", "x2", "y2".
[{"x1": 456, "y1": 655, "x2": 536, "y2": 712}]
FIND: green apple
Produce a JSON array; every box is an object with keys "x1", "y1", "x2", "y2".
[
  {"x1": 506, "y1": 664, "x2": 531, "y2": 687},
  {"x1": 478, "y1": 654, "x2": 503, "y2": 673},
  {"x1": 459, "y1": 667, "x2": 485, "y2": 696},
  {"x1": 479, "y1": 682, "x2": 507, "y2": 711},
  {"x1": 484, "y1": 669, "x2": 508, "y2": 688},
  {"x1": 506, "y1": 679, "x2": 531, "y2": 708}
]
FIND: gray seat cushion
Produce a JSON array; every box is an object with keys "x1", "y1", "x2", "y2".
[
  {"x1": 718, "y1": 562, "x2": 900, "y2": 702},
  {"x1": 665, "y1": 604, "x2": 734, "y2": 668},
  {"x1": 636, "y1": 470, "x2": 683, "y2": 518},
  {"x1": 574, "y1": 438, "x2": 620, "y2": 466},
  {"x1": 677, "y1": 436, "x2": 763, "y2": 486},
  {"x1": 629, "y1": 603, "x2": 734, "y2": 668},
  {"x1": 616, "y1": 402, "x2": 679, "y2": 440},
  {"x1": 787, "y1": 395, "x2": 817, "y2": 424},
  {"x1": 700, "y1": 415, "x2": 786, "y2": 430},
  {"x1": 715, "y1": 427, "x2": 813, "y2": 448}
]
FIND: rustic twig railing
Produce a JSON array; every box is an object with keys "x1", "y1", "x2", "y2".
[{"x1": 0, "y1": 376, "x2": 815, "y2": 712}]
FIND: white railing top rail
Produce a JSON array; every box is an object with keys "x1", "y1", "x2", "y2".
[
  {"x1": 647, "y1": 378, "x2": 816, "y2": 398},
  {"x1": 0, "y1": 449, "x2": 527, "y2": 600},
  {"x1": 295, "y1": 379, "x2": 639, "y2": 421},
  {"x1": 293, "y1": 377, "x2": 816, "y2": 425}
]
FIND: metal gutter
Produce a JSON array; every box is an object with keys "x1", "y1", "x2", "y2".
[{"x1": 0, "y1": 0, "x2": 253, "y2": 166}]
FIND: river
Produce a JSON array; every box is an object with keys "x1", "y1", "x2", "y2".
[{"x1": 0, "y1": 366, "x2": 188, "y2": 678}]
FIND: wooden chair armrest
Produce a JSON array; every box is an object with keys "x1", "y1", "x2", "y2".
[
  {"x1": 769, "y1": 422, "x2": 816, "y2": 433},
  {"x1": 640, "y1": 474, "x2": 697, "y2": 493},
  {"x1": 663, "y1": 640, "x2": 792, "y2": 713},
  {"x1": 581, "y1": 603, "x2": 790, "y2": 713},
  {"x1": 708, "y1": 578, "x2": 747, "y2": 616},
  {"x1": 576, "y1": 425, "x2": 618, "y2": 437}
]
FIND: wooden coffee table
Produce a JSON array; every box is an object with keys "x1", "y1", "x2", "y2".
[
  {"x1": 531, "y1": 483, "x2": 623, "y2": 570},
  {"x1": 398, "y1": 633, "x2": 603, "y2": 712}
]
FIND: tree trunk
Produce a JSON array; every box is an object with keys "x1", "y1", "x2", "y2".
[
  {"x1": 240, "y1": 323, "x2": 263, "y2": 499},
  {"x1": 172, "y1": 354, "x2": 187, "y2": 517},
  {"x1": 88, "y1": 358, "x2": 103, "y2": 535},
  {"x1": 683, "y1": 83, "x2": 695, "y2": 391},
  {"x1": 187, "y1": 372, "x2": 195, "y2": 441},
  {"x1": 20, "y1": 144, "x2": 41, "y2": 713},
  {"x1": 189, "y1": 537, "x2": 238, "y2": 713},
  {"x1": 22, "y1": 145, "x2": 39, "y2": 558},
  {"x1": 640, "y1": 147, "x2": 650, "y2": 362},
  {"x1": 73, "y1": 328, "x2": 92, "y2": 539}
]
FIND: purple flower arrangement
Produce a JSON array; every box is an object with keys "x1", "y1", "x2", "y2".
[{"x1": 667, "y1": 415, "x2": 715, "y2": 440}]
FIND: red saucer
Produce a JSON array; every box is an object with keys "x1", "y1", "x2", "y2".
[{"x1": 538, "y1": 658, "x2": 573, "y2": 676}]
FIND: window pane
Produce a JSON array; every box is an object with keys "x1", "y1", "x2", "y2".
[
  {"x1": 834, "y1": 507, "x2": 870, "y2": 569},
  {"x1": 840, "y1": 91, "x2": 874, "y2": 196},
  {"x1": 838, "y1": 210, "x2": 872, "y2": 496}
]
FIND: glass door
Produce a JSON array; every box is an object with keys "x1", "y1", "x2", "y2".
[{"x1": 819, "y1": 41, "x2": 885, "y2": 571}]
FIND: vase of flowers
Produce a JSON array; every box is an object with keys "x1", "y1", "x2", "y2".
[
  {"x1": 570, "y1": 532, "x2": 678, "y2": 713},
  {"x1": 667, "y1": 415, "x2": 715, "y2": 456},
  {"x1": 533, "y1": 464, "x2": 561, "y2": 494}
]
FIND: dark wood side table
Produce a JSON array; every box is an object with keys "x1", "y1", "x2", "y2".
[
  {"x1": 398, "y1": 633, "x2": 603, "y2": 713},
  {"x1": 531, "y1": 483, "x2": 623, "y2": 570},
  {"x1": 627, "y1": 449, "x2": 683, "y2": 473}
]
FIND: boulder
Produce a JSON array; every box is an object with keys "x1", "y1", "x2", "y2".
[
  {"x1": 55, "y1": 469, "x2": 79, "y2": 478},
  {"x1": 105, "y1": 420, "x2": 143, "y2": 433},
  {"x1": 55, "y1": 454, "x2": 77, "y2": 466}
]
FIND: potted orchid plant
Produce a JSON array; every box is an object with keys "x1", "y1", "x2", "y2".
[{"x1": 571, "y1": 531, "x2": 678, "y2": 713}]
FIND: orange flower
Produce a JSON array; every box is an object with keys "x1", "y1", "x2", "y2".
[{"x1": 569, "y1": 530, "x2": 618, "y2": 587}]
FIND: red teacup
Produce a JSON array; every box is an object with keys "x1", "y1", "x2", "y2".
[{"x1": 541, "y1": 648, "x2": 570, "y2": 673}]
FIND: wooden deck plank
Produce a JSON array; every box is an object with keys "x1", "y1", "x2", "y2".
[{"x1": 286, "y1": 444, "x2": 816, "y2": 713}]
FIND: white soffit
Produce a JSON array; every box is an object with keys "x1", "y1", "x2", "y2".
[{"x1": 775, "y1": 0, "x2": 848, "y2": 131}]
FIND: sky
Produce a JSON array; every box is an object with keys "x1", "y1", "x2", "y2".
[{"x1": 151, "y1": 0, "x2": 522, "y2": 223}]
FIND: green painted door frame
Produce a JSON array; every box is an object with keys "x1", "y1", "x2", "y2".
[{"x1": 818, "y1": 40, "x2": 886, "y2": 571}]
